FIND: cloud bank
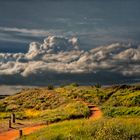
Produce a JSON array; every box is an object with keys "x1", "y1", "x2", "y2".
[{"x1": 0, "y1": 36, "x2": 140, "y2": 85}]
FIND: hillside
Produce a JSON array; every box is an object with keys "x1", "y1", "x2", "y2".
[
  {"x1": 0, "y1": 84, "x2": 140, "y2": 139},
  {"x1": 0, "y1": 88, "x2": 68, "y2": 111},
  {"x1": 0, "y1": 87, "x2": 90, "y2": 125},
  {"x1": 0, "y1": 84, "x2": 140, "y2": 120}
]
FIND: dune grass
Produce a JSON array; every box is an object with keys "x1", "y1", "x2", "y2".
[
  {"x1": 55, "y1": 85, "x2": 140, "y2": 117},
  {"x1": 0, "y1": 84, "x2": 140, "y2": 139},
  {"x1": 0, "y1": 85, "x2": 140, "y2": 121},
  {"x1": 21, "y1": 117, "x2": 140, "y2": 140},
  {"x1": 0, "y1": 88, "x2": 69, "y2": 112},
  {"x1": 102, "y1": 106, "x2": 140, "y2": 117},
  {"x1": 0, "y1": 101, "x2": 90, "y2": 124},
  {"x1": 0, "y1": 87, "x2": 90, "y2": 129}
]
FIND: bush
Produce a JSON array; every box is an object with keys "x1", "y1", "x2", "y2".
[
  {"x1": 47, "y1": 85, "x2": 54, "y2": 90},
  {"x1": 39, "y1": 101, "x2": 90, "y2": 123},
  {"x1": 95, "y1": 83, "x2": 101, "y2": 88},
  {"x1": 70, "y1": 83, "x2": 79, "y2": 87},
  {"x1": 102, "y1": 106, "x2": 140, "y2": 117}
]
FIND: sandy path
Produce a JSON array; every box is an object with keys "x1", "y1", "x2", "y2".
[
  {"x1": 78, "y1": 99, "x2": 102, "y2": 120},
  {"x1": 0, "y1": 102, "x2": 102, "y2": 140},
  {"x1": 0, "y1": 125, "x2": 45, "y2": 140},
  {"x1": 88, "y1": 105, "x2": 102, "y2": 120}
]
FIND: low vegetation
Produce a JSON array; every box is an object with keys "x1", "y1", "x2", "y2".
[
  {"x1": 55, "y1": 84, "x2": 140, "y2": 117},
  {"x1": 21, "y1": 117, "x2": 140, "y2": 140},
  {"x1": 0, "y1": 84, "x2": 140, "y2": 139},
  {"x1": 0, "y1": 87, "x2": 90, "y2": 123},
  {"x1": 0, "y1": 88, "x2": 68, "y2": 112}
]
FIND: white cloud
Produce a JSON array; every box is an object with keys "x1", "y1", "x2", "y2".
[
  {"x1": 0, "y1": 35, "x2": 140, "y2": 85},
  {"x1": 0, "y1": 27, "x2": 53, "y2": 37}
]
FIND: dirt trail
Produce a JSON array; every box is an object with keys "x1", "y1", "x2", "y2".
[
  {"x1": 88, "y1": 105, "x2": 102, "y2": 120},
  {"x1": 0, "y1": 125, "x2": 45, "y2": 140},
  {"x1": 79, "y1": 99, "x2": 102, "y2": 120},
  {"x1": 0, "y1": 102, "x2": 102, "y2": 140}
]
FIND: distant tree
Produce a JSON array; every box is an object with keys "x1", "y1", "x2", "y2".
[
  {"x1": 47, "y1": 85, "x2": 54, "y2": 90},
  {"x1": 70, "y1": 83, "x2": 79, "y2": 87},
  {"x1": 95, "y1": 83, "x2": 101, "y2": 88}
]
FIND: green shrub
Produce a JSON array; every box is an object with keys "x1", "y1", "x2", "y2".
[
  {"x1": 47, "y1": 85, "x2": 54, "y2": 90},
  {"x1": 39, "y1": 101, "x2": 90, "y2": 123},
  {"x1": 102, "y1": 106, "x2": 140, "y2": 117},
  {"x1": 95, "y1": 83, "x2": 102, "y2": 88},
  {"x1": 70, "y1": 83, "x2": 79, "y2": 87}
]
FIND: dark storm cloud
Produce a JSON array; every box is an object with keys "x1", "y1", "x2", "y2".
[{"x1": 0, "y1": 36, "x2": 140, "y2": 85}]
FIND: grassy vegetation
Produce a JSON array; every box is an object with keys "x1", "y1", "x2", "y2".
[
  {"x1": 0, "y1": 95, "x2": 9, "y2": 99},
  {"x1": 102, "y1": 106, "x2": 140, "y2": 117},
  {"x1": 0, "y1": 88, "x2": 90, "y2": 123},
  {"x1": 0, "y1": 84, "x2": 140, "y2": 139},
  {"x1": 38, "y1": 101, "x2": 89, "y2": 123},
  {"x1": 104, "y1": 87, "x2": 140, "y2": 107},
  {"x1": 55, "y1": 85, "x2": 140, "y2": 117},
  {"x1": 21, "y1": 117, "x2": 140, "y2": 140},
  {"x1": 12, "y1": 101, "x2": 89, "y2": 122},
  {"x1": 0, "y1": 88, "x2": 68, "y2": 112},
  {"x1": 55, "y1": 86, "x2": 110, "y2": 105},
  {"x1": 0, "y1": 84, "x2": 140, "y2": 120}
]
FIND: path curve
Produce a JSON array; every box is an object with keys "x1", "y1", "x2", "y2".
[
  {"x1": 88, "y1": 105, "x2": 102, "y2": 120},
  {"x1": 77, "y1": 99, "x2": 102, "y2": 120},
  {"x1": 0, "y1": 102, "x2": 102, "y2": 140}
]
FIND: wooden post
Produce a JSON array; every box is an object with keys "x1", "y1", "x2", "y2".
[
  {"x1": 19, "y1": 129, "x2": 23, "y2": 138},
  {"x1": 46, "y1": 121, "x2": 49, "y2": 125},
  {"x1": 9, "y1": 119, "x2": 11, "y2": 128},
  {"x1": 11, "y1": 113, "x2": 15, "y2": 123}
]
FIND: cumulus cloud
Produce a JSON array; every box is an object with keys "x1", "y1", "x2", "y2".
[{"x1": 0, "y1": 36, "x2": 140, "y2": 85}]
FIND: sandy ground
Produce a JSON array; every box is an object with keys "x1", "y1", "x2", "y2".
[
  {"x1": 0, "y1": 125, "x2": 45, "y2": 140},
  {"x1": 88, "y1": 105, "x2": 102, "y2": 120}
]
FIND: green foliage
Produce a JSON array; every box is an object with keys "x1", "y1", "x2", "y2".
[
  {"x1": 0, "y1": 101, "x2": 90, "y2": 122},
  {"x1": 102, "y1": 106, "x2": 140, "y2": 117},
  {"x1": 0, "y1": 84, "x2": 140, "y2": 122},
  {"x1": 47, "y1": 85, "x2": 54, "y2": 90},
  {"x1": 0, "y1": 88, "x2": 68, "y2": 111},
  {"x1": 55, "y1": 86, "x2": 108, "y2": 105},
  {"x1": 0, "y1": 95, "x2": 8, "y2": 99},
  {"x1": 95, "y1": 83, "x2": 102, "y2": 88},
  {"x1": 39, "y1": 101, "x2": 90, "y2": 123},
  {"x1": 55, "y1": 85, "x2": 140, "y2": 117},
  {"x1": 1, "y1": 84, "x2": 140, "y2": 140},
  {"x1": 105, "y1": 90, "x2": 140, "y2": 107},
  {"x1": 0, "y1": 102, "x2": 7, "y2": 112},
  {"x1": 70, "y1": 83, "x2": 79, "y2": 87},
  {"x1": 0, "y1": 112, "x2": 11, "y2": 119},
  {"x1": 21, "y1": 118, "x2": 140, "y2": 140}
]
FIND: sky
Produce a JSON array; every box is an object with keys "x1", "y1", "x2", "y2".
[{"x1": 0, "y1": 0, "x2": 140, "y2": 87}]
